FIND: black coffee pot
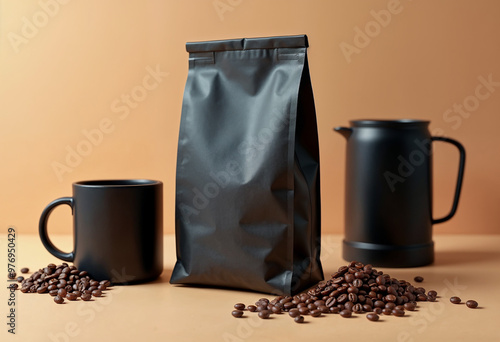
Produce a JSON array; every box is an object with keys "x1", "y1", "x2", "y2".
[{"x1": 335, "y1": 120, "x2": 466, "y2": 267}]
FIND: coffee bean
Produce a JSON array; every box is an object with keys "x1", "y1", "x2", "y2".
[
  {"x1": 294, "y1": 316, "x2": 305, "y2": 323},
  {"x1": 66, "y1": 293, "x2": 78, "y2": 301},
  {"x1": 54, "y1": 295, "x2": 64, "y2": 304},
  {"x1": 73, "y1": 291, "x2": 82, "y2": 297},
  {"x1": 385, "y1": 294, "x2": 397, "y2": 302},
  {"x1": 289, "y1": 309, "x2": 300, "y2": 317},
  {"x1": 414, "y1": 276, "x2": 424, "y2": 283},
  {"x1": 37, "y1": 285, "x2": 48, "y2": 294},
  {"x1": 99, "y1": 280, "x2": 111, "y2": 287},
  {"x1": 427, "y1": 295, "x2": 436, "y2": 302},
  {"x1": 376, "y1": 275, "x2": 385, "y2": 286},
  {"x1": 9, "y1": 283, "x2": 18, "y2": 290},
  {"x1": 382, "y1": 308, "x2": 392, "y2": 315},
  {"x1": 256, "y1": 304, "x2": 267, "y2": 312},
  {"x1": 234, "y1": 303, "x2": 245, "y2": 310},
  {"x1": 385, "y1": 302, "x2": 396, "y2": 310},
  {"x1": 232, "y1": 310, "x2": 244, "y2": 318},
  {"x1": 404, "y1": 302, "x2": 416, "y2": 311},
  {"x1": 450, "y1": 296, "x2": 461, "y2": 304},
  {"x1": 310, "y1": 310, "x2": 321, "y2": 317},
  {"x1": 247, "y1": 305, "x2": 257, "y2": 312},
  {"x1": 339, "y1": 310, "x2": 352, "y2": 318},
  {"x1": 92, "y1": 290, "x2": 102, "y2": 297},
  {"x1": 367, "y1": 313, "x2": 379, "y2": 321},
  {"x1": 8, "y1": 272, "x2": 16, "y2": 280},
  {"x1": 271, "y1": 306, "x2": 282, "y2": 314},
  {"x1": 466, "y1": 300, "x2": 478, "y2": 308},
  {"x1": 49, "y1": 289, "x2": 58, "y2": 296},
  {"x1": 318, "y1": 305, "x2": 329, "y2": 314},
  {"x1": 16, "y1": 276, "x2": 24, "y2": 282},
  {"x1": 81, "y1": 293, "x2": 92, "y2": 301},
  {"x1": 298, "y1": 307, "x2": 309, "y2": 315},
  {"x1": 417, "y1": 294, "x2": 428, "y2": 301},
  {"x1": 258, "y1": 310, "x2": 271, "y2": 319},
  {"x1": 392, "y1": 309, "x2": 405, "y2": 317},
  {"x1": 428, "y1": 290, "x2": 437, "y2": 297},
  {"x1": 363, "y1": 304, "x2": 373, "y2": 312},
  {"x1": 350, "y1": 303, "x2": 362, "y2": 313},
  {"x1": 373, "y1": 307, "x2": 382, "y2": 314},
  {"x1": 328, "y1": 307, "x2": 339, "y2": 314},
  {"x1": 20, "y1": 268, "x2": 29, "y2": 274}
]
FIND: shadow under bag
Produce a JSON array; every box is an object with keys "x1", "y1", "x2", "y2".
[{"x1": 170, "y1": 35, "x2": 323, "y2": 295}]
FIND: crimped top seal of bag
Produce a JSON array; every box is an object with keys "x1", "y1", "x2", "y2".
[{"x1": 186, "y1": 35, "x2": 308, "y2": 53}]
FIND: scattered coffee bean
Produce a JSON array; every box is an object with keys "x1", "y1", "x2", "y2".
[
  {"x1": 366, "y1": 313, "x2": 379, "y2": 321},
  {"x1": 329, "y1": 307, "x2": 340, "y2": 314},
  {"x1": 339, "y1": 310, "x2": 352, "y2": 318},
  {"x1": 66, "y1": 293, "x2": 78, "y2": 301},
  {"x1": 310, "y1": 310, "x2": 321, "y2": 317},
  {"x1": 450, "y1": 296, "x2": 461, "y2": 304},
  {"x1": 271, "y1": 306, "x2": 282, "y2": 314},
  {"x1": 289, "y1": 309, "x2": 300, "y2": 318},
  {"x1": 16, "y1": 276, "x2": 24, "y2": 282},
  {"x1": 20, "y1": 268, "x2": 29, "y2": 274},
  {"x1": 294, "y1": 316, "x2": 305, "y2": 323},
  {"x1": 428, "y1": 290, "x2": 437, "y2": 297},
  {"x1": 9, "y1": 283, "x2": 18, "y2": 290},
  {"x1": 414, "y1": 276, "x2": 424, "y2": 283},
  {"x1": 247, "y1": 305, "x2": 257, "y2": 312},
  {"x1": 385, "y1": 302, "x2": 396, "y2": 310},
  {"x1": 382, "y1": 308, "x2": 393, "y2": 315},
  {"x1": 54, "y1": 295, "x2": 64, "y2": 304},
  {"x1": 392, "y1": 309, "x2": 405, "y2": 317},
  {"x1": 373, "y1": 307, "x2": 383, "y2": 315},
  {"x1": 92, "y1": 290, "x2": 102, "y2": 297},
  {"x1": 232, "y1": 310, "x2": 244, "y2": 318},
  {"x1": 298, "y1": 307, "x2": 309, "y2": 315},
  {"x1": 404, "y1": 302, "x2": 416, "y2": 311},
  {"x1": 81, "y1": 293, "x2": 92, "y2": 301},
  {"x1": 8, "y1": 272, "x2": 16, "y2": 280},
  {"x1": 49, "y1": 290, "x2": 58, "y2": 296},
  {"x1": 466, "y1": 300, "x2": 478, "y2": 308},
  {"x1": 258, "y1": 310, "x2": 271, "y2": 319},
  {"x1": 234, "y1": 303, "x2": 245, "y2": 310}
]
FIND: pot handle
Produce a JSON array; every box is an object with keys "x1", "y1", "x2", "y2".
[{"x1": 431, "y1": 137, "x2": 466, "y2": 224}]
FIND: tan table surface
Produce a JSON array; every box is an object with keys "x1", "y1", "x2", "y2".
[{"x1": 3, "y1": 234, "x2": 500, "y2": 342}]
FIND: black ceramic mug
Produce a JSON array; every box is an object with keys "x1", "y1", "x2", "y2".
[
  {"x1": 39, "y1": 180, "x2": 163, "y2": 284},
  {"x1": 335, "y1": 120, "x2": 466, "y2": 267}
]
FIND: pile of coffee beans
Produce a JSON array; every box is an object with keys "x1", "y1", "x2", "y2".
[
  {"x1": 231, "y1": 261, "x2": 438, "y2": 323},
  {"x1": 9, "y1": 263, "x2": 111, "y2": 304}
]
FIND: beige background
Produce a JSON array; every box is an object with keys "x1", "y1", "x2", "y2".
[{"x1": 1, "y1": 0, "x2": 499, "y2": 235}]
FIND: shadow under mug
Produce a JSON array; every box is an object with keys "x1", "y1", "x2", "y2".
[{"x1": 39, "y1": 179, "x2": 163, "y2": 284}]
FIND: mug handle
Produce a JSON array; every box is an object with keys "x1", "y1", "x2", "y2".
[
  {"x1": 39, "y1": 197, "x2": 75, "y2": 261},
  {"x1": 431, "y1": 137, "x2": 466, "y2": 224}
]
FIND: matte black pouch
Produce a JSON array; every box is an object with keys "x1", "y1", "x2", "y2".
[{"x1": 170, "y1": 35, "x2": 322, "y2": 295}]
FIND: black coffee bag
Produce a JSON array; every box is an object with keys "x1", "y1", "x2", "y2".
[{"x1": 170, "y1": 35, "x2": 323, "y2": 295}]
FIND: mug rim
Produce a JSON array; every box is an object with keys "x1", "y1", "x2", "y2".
[
  {"x1": 73, "y1": 179, "x2": 162, "y2": 188},
  {"x1": 350, "y1": 119, "x2": 430, "y2": 127}
]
